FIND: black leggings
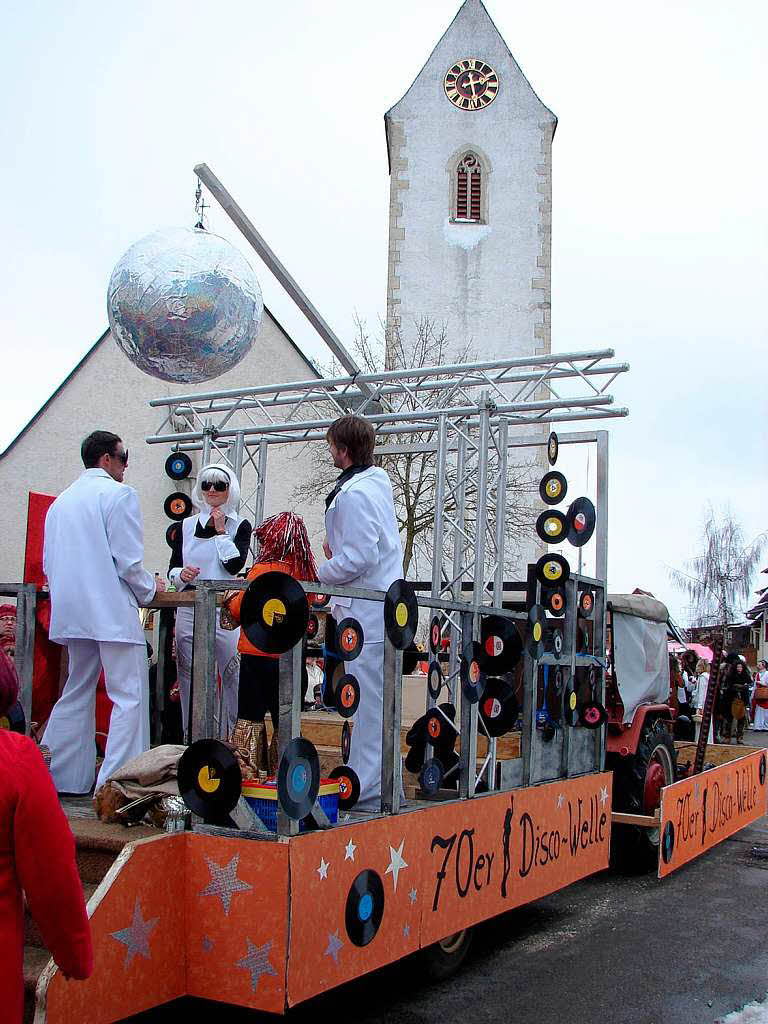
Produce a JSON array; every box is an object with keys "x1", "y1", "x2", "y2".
[{"x1": 238, "y1": 655, "x2": 279, "y2": 724}]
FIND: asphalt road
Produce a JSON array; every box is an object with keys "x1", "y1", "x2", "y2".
[{"x1": 131, "y1": 734, "x2": 768, "y2": 1024}]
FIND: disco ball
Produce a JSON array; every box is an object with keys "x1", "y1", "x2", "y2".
[{"x1": 107, "y1": 226, "x2": 264, "y2": 383}]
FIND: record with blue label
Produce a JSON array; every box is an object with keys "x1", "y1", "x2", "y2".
[
  {"x1": 277, "y1": 737, "x2": 320, "y2": 820},
  {"x1": 661, "y1": 821, "x2": 675, "y2": 864},
  {"x1": 165, "y1": 451, "x2": 192, "y2": 480},
  {"x1": 419, "y1": 757, "x2": 444, "y2": 796},
  {"x1": 345, "y1": 869, "x2": 385, "y2": 947}
]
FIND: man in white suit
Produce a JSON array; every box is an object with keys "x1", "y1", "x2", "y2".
[
  {"x1": 317, "y1": 415, "x2": 403, "y2": 811},
  {"x1": 43, "y1": 431, "x2": 163, "y2": 794}
]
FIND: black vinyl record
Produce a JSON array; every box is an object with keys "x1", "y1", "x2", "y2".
[
  {"x1": 661, "y1": 821, "x2": 675, "y2": 865},
  {"x1": 579, "y1": 589, "x2": 595, "y2": 618},
  {"x1": 761, "y1": 754, "x2": 767, "y2": 787},
  {"x1": 335, "y1": 674, "x2": 361, "y2": 719},
  {"x1": 164, "y1": 491, "x2": 192, "y2": 522},
  {"x1": 240, "y1": 571, "x2": 309, "y2": 655},
  {"x1": 336, "y1": 618, "x2": 364, "y2": 661},
  {"x1": 479, "y1": 615, "x2": 522, "y2": 674},
  {"x1": 539, "y1": 471, "x2": 567, "y2": 506},
  {"x1": 0, "y1": 700, "x2": 26, "y2": 734},
  {"x1": 165, "y1": 522, "x2": 181, "y2": 549},
  {"x1": 419, "y1": 757, "x2": 444, "y2": 796},
  {"x1": 543, "y1": 586, "x2": 566, "y2": 617},
  {"x1": 330, "y1": 764, "x2": 361, "y2": 810},
  {"x1": 479, "y1": 678, "x2": 519, "y2": 737},
  {"x1": 425, "y1": 707, "x2": 450, "y2": 745},
  {"x1": 165, "y1": 451, "x2": 192, "y2": 480},
  {"x1": 427, "y1": 660, "x2": 443, "y2": 700},
  {"x1": 549, "y1": 625, "x2": 564, "y2": 660},
  {"x1": 383, "y1": 579, "x2": 419, "y2": 650},
  {"x1": 277, "y1": 737, "x2": 320, "y2": 821},
  {"x1": 564, "y1": 685, "x2": 580, "y2": 726},
  {"x1": 580, "y1": 701, "x2": 607, "y2": 729},
  {"x1": 312, "y1": 592, "x2": 331, "y2": 609},
  {"x1": 547, "y1": 431, "x2": 559, "y2": 466},
  {"x1": 429, "y1": 616, "x2": 442, "y2": 655},
  {"x1": 460, "y1": 641, "x2": 486, "y2": 704},
  {"x1": 577, "y1": 619, "x2": 591, "y2": 655},
  {"x1": 178, "y1": 739, "x2": 242, "y2": 821},
  {"x1": 526, "y1": 605, "x2": 547, "y2": 659},
  {"x1": 566, "y1": 497, "x2": 597, "y2": 548},
  {"x1": 345, "y1": 869, "x2": 384, "y2": 947},
  {"x1": 535, "y1": 552, "x2": 571, "y2": 587},
  {"x1": 546, "y1": 667, "x2": 564, "y2": 724},
  {"x1": 306, "y1": 612, "x2": 320, "y2": 640},
  {"x1": 341, "y1": 720, "x2": 351, "y2": 764},
  {"x1": 535, "y1": 509, "x2": 568, "y2": 544}
]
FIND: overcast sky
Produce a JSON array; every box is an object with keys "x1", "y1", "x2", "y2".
[{"x1": 1, "y1": 0, "x2": 765, "y2": 623}]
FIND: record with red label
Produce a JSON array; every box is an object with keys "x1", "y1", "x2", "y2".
[
  {"x1": 460, "y1": 641, "x2": 486, "y2": 704},
  {"x1": 335, "y1": 674, "x2": 360, "y2": 719},
  {"x1": 306, "y1": 612, "x2": 320, "y2": 640},
  {"x1": 580, "y1": 701, "x2": 607, "y2": 729},
  {"x1": 335, "y1": 618, "x2": 364, "y2": 661},
  {"x1": 579, "y1": 589, "x2": 595, "y2": 618},
  {"x1": 178, "y1": 739, "x2": 242, "y2": 822},
  {"x1": 535, "y1": 553, "x2": 571, "y2": 587},
  {"x1": 165, "y1": 522, "x2": 181, "y2": 549},
  {"x1": 240, "y1": 571, "x2": 309, "y2": 654},
  {"x1": 526, "y1": 605, "x2": 547, "y2": 660},
  {"x1": 311, "y1": 593, "x2": 331, "y2": 609},
  {"x1": 479, "y1": 614, "x2": 522, "y2": 674},
  {"x1": 427, "y1": 659, "x2": 443, "y2": 700},
  {"x1": 479, "y1": 678, "x2": 519, "y2": 737},
  {"x1": 277, "y1": 737, "x2": 321, "y2": 820},
  {"x1": 383, "y1": 579, "x2": 419, "y2": 650},
  {"x1": 543, "y1": 586, "x2": 566, "y2": 617},
  {"x1": 547, "y1": 431, "x2": 559, "y2": 466},
  {"x1": 425, "y1": 707, "x2": 449, "y2": 745},
  {"x1": 429, "y1": 616, "x2": 442, "y2": 655},
  {"x1": 539, "y1": 471, "x2": 567, "y2": 506},
  {"x1": 566, "y1": 497, "x2": 597, "y2": 547},
  {"x1": 329, "y1": 764, "x2": 361, "y2": 810},
  {"x1": 419, "y1": 758, "x2": 444, "y2": 796},
  {"x1": 535, "y1": 509, "x2": 567, "y2": 544},
  {"x1": 164, "y1": 491, "x2": 192, "y2": 522}
]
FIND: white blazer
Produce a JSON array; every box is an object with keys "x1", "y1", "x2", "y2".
[
  {"x1": 43, "y1": 468, "x2": 156, "y2": 645},
  {"x1": 317, "y1": 466, "x2": 403, "y2": 643}
]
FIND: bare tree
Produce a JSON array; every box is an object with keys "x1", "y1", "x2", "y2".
[
  {"x1": 668, "y1": 506, "x2": 766, "y2": 626},
  {"x1": 292, "y1": 316, "x2": 539, "y2": 577}
]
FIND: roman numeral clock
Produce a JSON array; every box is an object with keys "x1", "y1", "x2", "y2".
[{"x1": 444, "y1": 58, "x2": 499, "y2": 110}]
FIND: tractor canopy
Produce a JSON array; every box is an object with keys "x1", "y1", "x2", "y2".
[{"x1": 608, "y1": 594, "x2": 671, "y2": 724}]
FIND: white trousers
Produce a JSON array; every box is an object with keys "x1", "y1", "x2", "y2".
[
  {"x1": 346, "y1": 641, "x2": 385, "y2": 812},
  {"x1": 754, "y1": 706, "x2": 768, "y2": 730},
  {"x1": 175, "y1": 605, "x2": 240, "y2": 738},
  {"x1": 43, "y1": 638, "x2": 149, "y2": 793}
]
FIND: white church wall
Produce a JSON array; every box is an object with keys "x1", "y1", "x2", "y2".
[{"x1": 0, "y1": 316, "x2": 325, "y2": 586}]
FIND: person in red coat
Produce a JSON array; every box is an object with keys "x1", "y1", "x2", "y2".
[{"x1": 0, "y1": 649, "x2": 93, "y2": 1023}]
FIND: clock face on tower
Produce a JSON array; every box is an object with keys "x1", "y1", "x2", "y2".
[{"x1": 444, "y1": 59, "x2": 499, "y2": 110}]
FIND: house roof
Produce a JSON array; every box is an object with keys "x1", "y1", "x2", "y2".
[{"x1": 0, "y1": 306, "x2": 318, "y2": 462}]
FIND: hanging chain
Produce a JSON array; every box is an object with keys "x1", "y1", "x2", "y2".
[{"x1": 194, "y1": 177, "x2": 208, "y2": 229}]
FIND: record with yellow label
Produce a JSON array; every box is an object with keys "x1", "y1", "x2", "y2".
[
  {"x1": 536, "y1": 509, "x2": 568, "y2": 544},
  {"x1": 547, "y1": 431, "x2": 559, "y2": 466},
  {"x1": 240, "y1": 571, "x2": 309, "y2": 654},
  {"x1": 178, "y1": 739, "x2": 242, "y2": 821},
  {"x1": 535, "y1": 552, "x2": 571, "y2": 587},
  {"x1": 526, "y1": 605, "x2": 547, "y2": 659},
  {"x1": 539, "y1": 471, "x2": 567, "y2": 506},
  {"x1": 384, "y1": 579, "x2": 419, "y2": 650}
]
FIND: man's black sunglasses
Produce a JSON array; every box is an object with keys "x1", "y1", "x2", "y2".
[
  {"x1": 112, "y1": 449, "x2": 129, "y2": 465},
  {"x1": 201, "y1": 480, "x2": 228, "y2": 492}
]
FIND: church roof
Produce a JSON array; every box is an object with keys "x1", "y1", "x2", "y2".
[
  {"x1": 0, "y1": 306, "x2": 317, "y2": 462},
  {"x1": 384, "y1": 0, "x2": 556, "y2": 170}
]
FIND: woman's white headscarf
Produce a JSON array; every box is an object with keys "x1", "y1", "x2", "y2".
[{"x1": 191, "y1": 463, "x2": 241, "y2": 519}]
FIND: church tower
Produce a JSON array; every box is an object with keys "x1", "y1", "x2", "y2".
[{"x1": 385, "y1": 0, "x2": 556, "y2": 365}]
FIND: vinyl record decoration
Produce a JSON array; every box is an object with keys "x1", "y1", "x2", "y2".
[
  {"x1": 480, "y1": 614, "x2": 522, "y2": 674},
  {"x1": 549, "y1": 624, "x2": 564, "y2": 661},
  {"x1": 383, "y1": 579, "x2": 419, "y2": 650},
  {"x1": 579, "y1": 589, "x2": 595, "y2": 618},
  {"x1": 165, "y1": 522, "x2": 181, "y2": 549},
  {"x1": 419, "y1": 757, "x2": 444, "y2": 796},
  {"x1": 535, "y1": 553, "x2": 571, "y2": 587},
  {"x1": 526, "y1": 605, "x2": 547, "y2": 660},
  {"x1": 546, "y1": 667, "x2": 564, "y2": 724},
  {"x1": 277, "y1": 737, "x2": 321, "y2": 821},
  {"x1": 335, "y1": 674, "x2": 361, "y2": 719},
  {"x1": 429, "y1": 616, "x2": 442, "y2": 655},
  {"x1": 566, "y1": 497, "x2": 597, "y2": 548},
  {"x1": 240, "y1": 571, "x2": 309, "y2": 655},
  {"x1": 336, "y1": 618, "x2": 364, "y2": 661},
  {"x1": 661, "y1": 821, "x2": 675, "y2": 865},
  {"x1": 539, "y1": 471, "x2": 567, "y2": 506},
  {"x1": 580, "y1": 666, "x2": 607, "y2": 729},
  {"x1": 536, "y1": 509, "x2": 567, "y2": 544},
  {"x1": 479, "y1": 678, "x2": 519, "y2": 737},
  {"x1": 306, "y1": 612, "x2": 320, "y2": 641},
  {"x1": 425, "y1": 707, "x2": 449, "y2": 745},
  {"x1": 460, "y1": 641, "x2": 486, "y2": 704},
  {"x1": 564, "y1": 682, "x2": 580, "y2": 726},
  {"x1": 165, "y1": 451, "x2": 192, "y2": 481},
  {"x1": 164, "y1": 491, "x2": 192, "y2": 522},
  {"x1": 329, "y1": 764, "x2": 361, "y2": 810},
  {"x1": 345, "y1": 869, "x2": 385, "y2": 947},
  {"x1": 427, "y1": 660, "x2": 443, "y2": 700},
  {"x1": 341, "y1": 721, "x2": 351, "y2": 765},
  {"x1": 543, "y1": 586, "x2": 566, "y2": 618},
  {"x1": 0, "y1": 700, "x2": 26, "y2": 733},
  {"x1": 178, "y1": 739, "x2": 242, "y2": 821},
  {"x1": 547, "y1": 431, "x2": 559, "y2": 466}
]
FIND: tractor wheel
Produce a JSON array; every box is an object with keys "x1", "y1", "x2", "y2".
[
  {"x1": 419, "y1": 927, "x2": 474, "y2": 981},
  {"x1": 611, "y1": 719, "x2": 677, "y2": 872}
]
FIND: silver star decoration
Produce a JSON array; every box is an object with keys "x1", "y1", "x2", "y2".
[
  {"x1": 599, "y1": 786, "x2": 609, "y2": 806},
  {"x1": 403, "y1": 923, "x2": 410, "y2": 938},
  {"x1": 409, "y1": 887, "x2": 418, "y2": 904},
  {"x1": 557, "y1": 793, "x2": 565, "y2": 809},
  {"x1": 317, "y1": 857, "x2": 330, "y2": 880},
  {"x1": 235, "y1": 938, "x2": 277, "y2": 992},
  {"x1": 385, "y1": 839, "x2": 408, "y2": 891},
  {"x1": 200, "y1": 854, "x2": 252, "y2": 915},
  {"x1": 325, "y1": 930, "x2": 343, "y2": 964},
  {"x1": 111, "y1": 899, "x2": 159, "y2": 968},
  {"x1": 344, "y1": 839, "x2": 357, "y2": 861}
]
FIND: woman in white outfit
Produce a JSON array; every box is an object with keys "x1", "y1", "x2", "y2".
[
  {"x1": 694, "y1": 659, "x2": 713, "y2": 744},
  {"x1": 168, "y1": 464, "x2": 251, "y2": 738},
  {"x1": 753, "y1": 659, "x2": 768, "y2": 731}
]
